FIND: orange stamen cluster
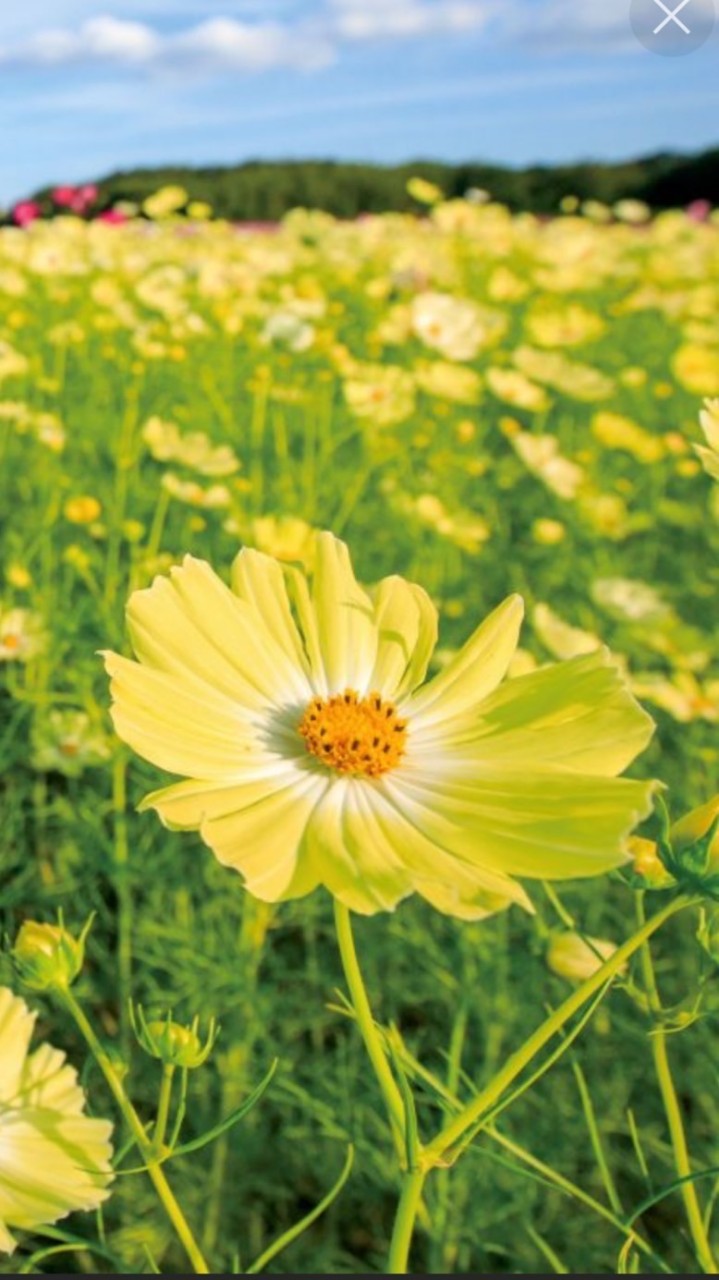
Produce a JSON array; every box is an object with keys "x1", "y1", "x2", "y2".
[{"x1": 298, "y1": 689, "x2": 407, "y2": 778}]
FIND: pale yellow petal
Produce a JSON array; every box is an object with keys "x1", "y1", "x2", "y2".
[
  {"x1": 283, "y1": 564, "x2": 328, "y2": 694},
  {"x1": 104, "y1": 651, "x2": 260, "y2": 777},
  {"x1": 305, "y1": 780, "x2": 413, "y2": 913},
  {"x1": 430, "y1": 648, "x2": 654, "y2": 775},
  {"x1": 0, "y1": 1111, "x2": 112, "y2": 1234},
  {"x1": 370, "y1": 779, "x2": 533, "y2": 911},
  {"x1": 126, "y1": 555, "x2": 311, "y2": 706},
  {"x1": 408, "y1": 595, "x2": 523, "y2": 730},
  {"x1": 387, "y1": 765, "x2": 655, "y2": 879},
  {"x1": 0, "y1": 989, "x2": 35, "y2": 1102},
  {"x1": 144, "y1": 768, "x2": 326, "y2": 902},
  {"x1": 19, "y1": 1045, "x2": 84, "y2": 1115},
  {"x1": 370, "y1": 576, "x2": 438, "y2": 701},
  {"x1": 311, "y1": 533, "x2": 378, "y2": 692},
  {"x1": 230, "y1": 548, "x2": 312, "y2": 678}
]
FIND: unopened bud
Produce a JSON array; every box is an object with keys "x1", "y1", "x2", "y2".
[
  {"x1": 626, "y1": 835, "x2": 676, "y2": 889},
  {"x1": 547, "y1": 931, "x2": 620, "y2": 983},
  {"x1": 13, "y1": 917, "x2": 90, "y2": 991},
  {"x1": 130, "y1": 1004, "x2": 218, "y2": 1069}
]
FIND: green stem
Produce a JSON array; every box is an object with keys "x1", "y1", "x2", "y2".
[
  {"x1": 333, "y1": 900, "x2": 406, "y2": 1157},
  {"x1": 61, "y1": 990, "x2": 210, "y2": 1274},
  {"x1": 425, "y1": 894, "x2": 697, "y2": 1166},
  {"x1": 637, "y1": 897, "x2": 717, "y2": 1274},
  {"x1": 153, "y1": 1063, "x2": 176, "y2": 1156},
  {"x1": 387, "y1": 1169, "x2": 428, "y2": 1274},
  {"x1": 112, "y1": 754, "x2": 132, "y2": 1054}
]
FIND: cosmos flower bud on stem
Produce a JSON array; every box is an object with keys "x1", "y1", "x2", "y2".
[
  {"x1": 12, "y1": 915, "x2": 92, "y2": 992},
  {"x1": 546, "y1": 930, "x2": 620, "y2": 982},
  {"x1": 637, "y1": 794, "x2": 719, "y2": 897},
  {"x1": 130, "y1": 1003, "x2": 218, "y2": 1069}
]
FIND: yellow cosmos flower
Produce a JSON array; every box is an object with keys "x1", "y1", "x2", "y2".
[
  {"x1": 0, "y1": 987, "x2": 113, "y2": 1254},
  {"x1": 104, "y1": 534, "x2": 655, "y2": 920}
]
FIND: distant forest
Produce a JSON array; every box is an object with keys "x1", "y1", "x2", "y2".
[{"x1": 31, "y1": 147, "x2": 719, "y2": 219}]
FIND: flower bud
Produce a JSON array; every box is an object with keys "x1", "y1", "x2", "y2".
[
  {"x1": 130, "y1": 1005, "x2": 217, "y2": 1069},
  {"x1": 671, "y1": 796, "x2": 719, "y2": 858},
  {"x1": 626, "y1": 835, "x2": 676, "y2": 889},
  {"x1": 546, "y1": 931, "x2": 619, "y2": 983},
  {"x1": 13, "y1": 918, "x2": 89, "y2": 991}
]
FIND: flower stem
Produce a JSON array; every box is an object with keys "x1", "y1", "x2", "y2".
[
  {"x1": 636, "y1": 897, "x2": 717, "y2": 1274},
  {"x1": 61, "y1": 990, "x2": 210, "y2": 1274},
  {"x1": 387, "y1": 1168, "x2": 428, "y2": 1274},
  {"x1": 111, "y1": 753, "x2": 132, "y2": 1055},
  {"x1": 425, "y1": 894, "x2": 698, "y2": 1166},
  {"x1": 153, "y1": 1063, "x2": 175, "y2": 1156},
  {"x1": 333, "y1": 900, "x2": 406, "y2": 1156}
]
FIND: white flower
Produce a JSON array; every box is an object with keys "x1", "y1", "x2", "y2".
[
  {"x1": 411, "y1": 292, "x2": 504, "y2": 362},
  {"x1": 0, "y1": 988, "x2": 114, "y2": 1255}
]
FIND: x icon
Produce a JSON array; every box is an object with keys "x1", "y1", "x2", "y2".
[{"x1": 652, "y1": 0, "x2": 692, "y2": 33}]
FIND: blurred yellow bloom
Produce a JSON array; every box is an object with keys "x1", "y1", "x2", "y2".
[
  {"x1": 64, "y1": 496, "x2": 102, "y2": 524},
  {"x1": 343, "y1": 363, "x2": 415, "y2": 426},
  {"x1": 532, "y1": 604, "x2": 603, "y2": 661},
  {"x1": 511, "y1": 431, "x2": 585, "y2": 499},
  {"x1": 143, "y1": 416, "x2": 240, "y2": 477},
  {"x1": 673, "y1": 344, "x2": 719, "y2": 396},
  {"x1": 486, "y1": 367, "x2": 550, "y2": 413},
  {"x1": 161, "y1": 473, "x2": 232, "y2": 509},
  {"x1": 104, "y1": 534, "x2": 655, "y2": 919},
  {"x1": 0, "y1": 606, "x2": 45, "y2": 662},
  {"x1": 612, "y1": 199, "x2": 650, "y2": 224},
  {"x1": 6, "y1": 564, "x2": 32, "y2": 589},
  {"x1": 415, "y1": 361, "x2": 482, "y2": 405},
  {"x1": 251, "y1": 516, "x2": 318, "y2": 568},
  {"x1": 514, "y1": 346, "x2": 615, "y2": 402},
  {"x1": 531, "y1": 518, "x2": 565, "y2": 545},
  {"x1": 411, "y1": 292, "x2": 505, "y2": 362},
  {"x1": 0, "y1": 988, "x2": 113, "y2": 1254},
  {"x1": 525, "y1": 303, "x2": 605, "y2": 348},
  {"x1": 406, "y1": 177, "x2": 444, "y2": 206},
  {"x1": 187, "y1": 200, "x2": 213, "y2": 220},
  {"x1": 143, "y1": 185, "x2": 188, "y2": 219},
  {"x1": 591, "y1": 411, "x2": 665, "y2": 463}
]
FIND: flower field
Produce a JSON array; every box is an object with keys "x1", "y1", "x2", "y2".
[{"x1": 1, "y1": 195, "x2": 719, "y2": 1275}]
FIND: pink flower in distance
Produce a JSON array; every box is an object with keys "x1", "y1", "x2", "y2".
[
  {"x1": 52, "y1": 185, "x2": 78, "y2": 208},
  {"x1": 12, "y1": 200, "x2": 41, "y2": 227},
  {"x1": 686, "y1": 199, "x2": 711, "y2": 223},
  {"x1": 96, "y1": 208, "x2": 128, "y2": 225}
]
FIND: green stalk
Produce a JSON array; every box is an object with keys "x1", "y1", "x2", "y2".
[
  {"x1": 112, "y1": 753, "x2": 132, "y2": 1054},
  {"x1": 333, "y1": 900, "x2": 406, "y2": 1157},
  {"x1": 424, "y1": 894, "x2": 697, "y2": 1166},
  {"x1": 61, "y1": 990, "x2": 210, "y2": 1274},
  {"x1": 387, "y1": 1169, "x2": 428, "y2": 1275},
  {"x1": 152, "y1": 1063, "x2": 176, "y2": 1156},
  {"x1": 637, "y1": 897, "x2": 717, "y2": 1274}
]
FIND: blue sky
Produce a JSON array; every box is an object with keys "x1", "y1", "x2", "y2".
[{"x1": 0, "y1": 0, "x2": 717, "y2": 204}]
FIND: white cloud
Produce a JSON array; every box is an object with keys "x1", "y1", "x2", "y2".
[
  {"x1": 500, "y1": 0, "x2": 715, "y2": 51},
  {"x1": 0, "y1": 2, "x2": 492, "y2": 74},
  {"x1": 328, "y1": 0, "x2": 490, "y2": 40}
]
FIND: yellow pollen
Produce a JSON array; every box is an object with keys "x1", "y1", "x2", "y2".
[{"x1": 298, "y1": 689, "x2": 407, "y2": 778}]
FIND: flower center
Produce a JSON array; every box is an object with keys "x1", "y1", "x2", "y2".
[{"x1": 298, "y1": 689, "x2": 407, "y2": 777}]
